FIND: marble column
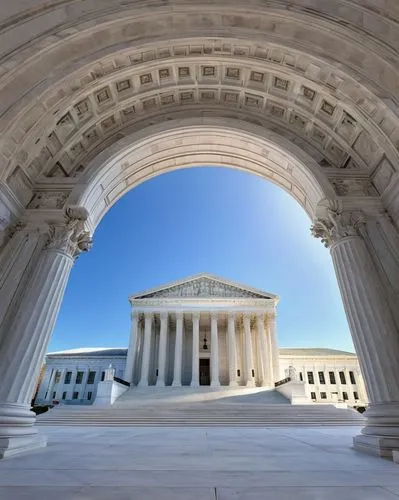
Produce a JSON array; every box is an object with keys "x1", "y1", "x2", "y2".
[
  {"x1": 256, "y1": 313, "x2": 268, "y2": 387},
  {"x1": 0, "y1": 223, "x2": 48, "y2": 335},
  {"x1": 269, "y1": 313, "x2": 280, "y2": 383},
  {"x1": 265, "y1": 321, "x2": 274, "y2": 386},
  {"x1": 156, "y1": 312, "x2": 168, "y2": 387},
  {"x1": 138, "y1": 312, "x2": 153, "y2": 387},
  {"x1": 172, "y1": 312, "x2": 183, "y2": 387},
  {"x1": 124, "y1": 311, "x2": 139, "y2": 383},
  {"x1": 191, "y1": 313, "x2": 200, "y2": 387},
  {"x1": 243, "y1": 314, "x2": 255, "y2": 387},
  {"x1": 312, "y1": 209, "x2": 399, "y2": 458},
  {"x1": 0, "y1": 206, "x2": 92, "y2": 458},
  {"x1": 227, "y1": 312, "x2": 238, "y2": 386},
  {"x1": 210, "y1": 312, "x2": 220, "y2": 387}
]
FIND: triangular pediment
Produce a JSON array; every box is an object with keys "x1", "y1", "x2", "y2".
[{"x1": 130, "y1": 274, "x2": 276, "y2": 300}]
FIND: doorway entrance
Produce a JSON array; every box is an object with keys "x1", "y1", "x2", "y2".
[{"x1": 199, "y1": 359, "x2": 210, "y2": 386}]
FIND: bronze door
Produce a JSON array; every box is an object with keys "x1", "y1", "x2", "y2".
[{"x1": 199, "y1": 358, "x2": 210, "y2": 385}]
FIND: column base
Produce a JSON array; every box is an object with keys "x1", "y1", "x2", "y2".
[
  {"x1": 245, "y1": 380, "x2": 255, "y2": 387},
  {"x1": 353, "y1": 434, "x2": 399, "y2": 459},
  {"x1": 137, "y1": 380, "x2": 149, "y2": 388},
  {"x1": 229, "y1": 381, "x2": 238, "y2": 387},
  {"x1": 210, "y1": 381, "x2": 220, "y2": 388},
  {"x1": 0, "y1": 403, "x2": 47, "y2": 459},
  {"x1": 155, "y1": 380, "x2": 165, "y2": 387},
  {"x1": 172, "y1": 381, "x2": 181, "y2": 387},
  {"x1": 353, "y1": 402, "x2": 399, "y2": 459},
  {"x1": 190, "y1": 381, "x2": 199, "y2": 388}
]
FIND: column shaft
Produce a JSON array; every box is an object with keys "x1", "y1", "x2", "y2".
[
  {"x1": 269, "y1": 314, "x2": 280, "y2": 382},
  {"x1": 138, "y1": 313, "x2": 153, "y2": 387},
  {"x1": 227, "y1": 313, "x2": 238, "y2": 386},
  {"x1": 331, "y1": 233, "x2": 399, "y2": 457},
  {"x1": 265, "y1": 323, "x2": 274, "y2": 386},
  {"x1": 256, "y1": 314, "x2": 268, "y2": 387},
  {"x1": 124, "y1": 311, "x2": 139, "y2": 383},
  {"x1": 156, "y1": 312, "x2": 168, "y2": 386},
  {"x1": 191, "y1": 313, "x2": 200, "y2": 387},
  {"x1": 0, "y1": 225, "x2": 47, "y2": 335},
  {"x1": 243, "y1": 314, "x2": 255, "y2": 387},
  {"x1": 210, "y1": 313, "x2": 220, "y2": 387},
  {"x1": 0, "y1": 207, "x2": 92, "y2": 459},
  {"x1": 172, "y1": 312, "x2": 183, "y2": 387}
]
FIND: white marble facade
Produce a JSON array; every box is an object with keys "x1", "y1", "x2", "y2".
[
  {"x1": 34, "y1": 275, "x2": 368, "y2": 408},
  {"x1": 124, "y1": 274, "x2": 280, "y2": 390}
]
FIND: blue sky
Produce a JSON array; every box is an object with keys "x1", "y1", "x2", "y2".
[{"x1": 48, "y1": 166, "x2": 354, "y2": 353}]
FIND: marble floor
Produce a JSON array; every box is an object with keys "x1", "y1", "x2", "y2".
[{"x1": 0, "y1": 426, "x2": 398, "y2": 499}]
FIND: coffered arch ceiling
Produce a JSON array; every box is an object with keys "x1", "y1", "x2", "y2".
[{"x1": 0, "y1": 1, "x2": 398, "y2": 225}]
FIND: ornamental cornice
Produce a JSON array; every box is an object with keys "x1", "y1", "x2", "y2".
[{"x1": 131, "y1": 298, "x2": 276, "y2": 307}]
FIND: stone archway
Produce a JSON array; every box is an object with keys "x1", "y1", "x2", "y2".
[{"x1": 0, "y1": 0, "x2": 398, "y2": 459}]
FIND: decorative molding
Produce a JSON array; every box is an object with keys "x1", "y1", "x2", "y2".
[
  {"x1": 311, "y1": 208, "x2": 366, "y2": 248},
  {"x1": 45, "y1": 205, "x2": 92, "y2": 258},
  {"x1": 134, "y1": 276, "x2": 273, "y2": 300}
]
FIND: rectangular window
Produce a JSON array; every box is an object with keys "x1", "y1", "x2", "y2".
[
  {"x1": 54, "y1": 371, "x2": 61, "y2": 384},
  {"x1": 311, "y1": 392, "x2": 316, "y2": 400},
  {"x1": 299, "y1": 372, "x2": 303, "y2": 381},
  {"x1": 101, "y1": 371, "x2": 105, "y2": 382},
  {"x1": 320, "y1": 392, "x2": 327, "y2": 399},
  {"x1": 72, "y1": 391, "x2": 79, "y2": 400},
  {"x1": 62, "y1": 392, "x2": 67, "y2": 400},
  {"x1": 353, "y1": 392, "x2": 359, "y2": 400},
  {"x1": 349, "y1": 371, "x2": 356, "y2": 384},
  {"x1": 76, "y1": 371, "x2": 84, "y2": 384},
  {"x1": 329, "y1": 371, "x2": 336, "y2": 384},
  {"x1": 87, "y1": 392, "x2": 92, "y2": 400},
  {"x1": 52, "y1": 391, "x2": 56, "y2": 399},
  {"x1": 87, "y1": 371, "x2": 96, "y2": 384},
  {"x1": 237, "y1": 369, "x2": 240, "y2": 377},
  {"x1": 342, "y1": 392, "x2": 348, "y2": 400},
  {"x1": 156, "y1": 369, "x2": 159, "y2": 376},
  {"x1": 307, "y1": 372, "x2": 314, "y2": 384},
  {"x1": 318, "y1": 372, "x2": 326, "y2": 384},
  {"x1": 251, "y1": 369, "x2": 255, "y2": 377},
  {"x1": 64, "y1": 371, "x2": 72, "y2": 384},
  {"x1": 339, "y1": 372, "x2": 346, "y2": 384}
]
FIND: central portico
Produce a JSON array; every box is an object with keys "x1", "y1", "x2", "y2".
[{"x1": 124, "y1": 274, "x2": 280, "y2": 389}]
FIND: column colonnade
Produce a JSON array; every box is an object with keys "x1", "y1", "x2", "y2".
[{"x1": 124, "y1": 310, "x2": 278, "y2": 388}]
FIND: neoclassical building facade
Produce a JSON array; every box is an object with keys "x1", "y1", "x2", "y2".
[
  {"x1": 35, "y1": 346, "x2": 368, "y2": 408},
  {"x1": 0, "y1": 0, "x2": 398, "y2": 460},
  {"x1": 125, "y1": 274, "x2": 280, "y2": 390},
  {"x1": 34, "y1": 275, "x2": 368, "y2": 409}
]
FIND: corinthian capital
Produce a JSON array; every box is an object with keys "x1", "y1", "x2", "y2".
[
  {"x1": 311, "y1": 209, "x2": 366, "y2": 248},
  {"x1": 45, "y1": 205, "x2": 92, "y2": 258}
]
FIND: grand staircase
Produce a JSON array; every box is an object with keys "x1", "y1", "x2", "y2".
[{"x1": 36, "y1": 386, "x2": 365, "y2": 427}]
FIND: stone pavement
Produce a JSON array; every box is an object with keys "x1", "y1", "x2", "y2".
[{"x1": 0, "y1": 426, "x2": 398, "y2": 499}]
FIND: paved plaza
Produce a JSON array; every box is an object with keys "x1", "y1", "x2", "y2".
[{"x1": 0, "y1": 426, "x2": 398, "y2": 499}]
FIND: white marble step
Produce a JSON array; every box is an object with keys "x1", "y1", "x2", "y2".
[
  {"x1": 114, "y1": 386, "x2": 290, "y2": 407},
  {"x1": 37, "y1": 401, "x2": 365, "y2": 426}
]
